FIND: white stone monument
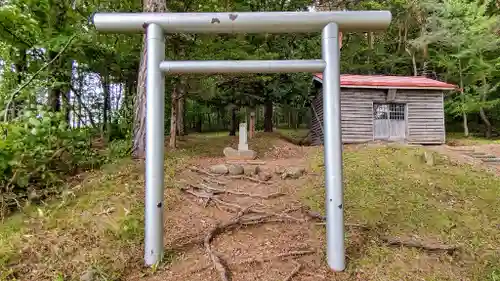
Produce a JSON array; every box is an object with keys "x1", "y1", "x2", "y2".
[
  {"x1": 238, "y1": 123, "x2": 249, "y2": 151},
  {"x1": 223, "y1": 122, "x2": 257, "y2": 160}
]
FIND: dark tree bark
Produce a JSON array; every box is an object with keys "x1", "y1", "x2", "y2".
[
  {"x1": 102, "y1": 72, "x2": 111, "y2": 141},
  {"x1": 264, "y1": 99, "x2": 273, "y2": 132},
  {"x1": 195, "y1": 114, "x2": 202, "y2": 133},
  {"x1": 9, "y1": 48, "x2": 28, "y2": 119},
  {"x1": 169, "y1": 86, "x2": 178, "y2": 148},
  {"x1": 479, "y1": 76, "x2": 492, "y2": 138},
  {"x1": 229, "y1": 107, "x2": 238, "y2": 136},
  {"x1": 176, "y1": 82, "x2": 185, "y2": 136},
  {"x1": 132, "y1": 0, "x2": 167, "y2": 158},
  {"x1": 48, "y1": 57, "x2": 62, "y2": 112}
]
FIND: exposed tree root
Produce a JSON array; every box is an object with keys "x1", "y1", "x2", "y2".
[
  {"x1": 197, "y1": 180, "x2": 284, "y2": 199},
  {"x1": 204, "y1": 209, "x2": 249, "y2": 281},
  {"x1": 381, "y1": 236, "x2": 459, "y2": 254},
  {"x1": 202, "y1": 177, "x2": 229, "y2": 186},
  {"x1": 179, "y1": 180, "x2": 283, "y2": 203},
  {"x1": 200, "y1": 206, "x2": 308, "y2": 281},
  {"x1": 235, "y1": 250, "x2": 315, "y2": 266},
  {"x1": 228, "y1": 175, "x2": 274, "y2": 185},
  {"x1": 305, "y1": 209, "x2": 459, "y2": 254},
  {"x1": 175, "y1": 189, "x2": 310, "y2": 281},
  {"x1": 188, "y1": 250, "x2": 316, "y2": 275},
  {"x1": 283, "y1": 261, "x2": 302, "y2": 281}
]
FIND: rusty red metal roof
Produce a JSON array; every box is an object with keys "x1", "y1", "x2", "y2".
[{"x1": 314, "y1": 74, "x2": 457, "y2": 90}]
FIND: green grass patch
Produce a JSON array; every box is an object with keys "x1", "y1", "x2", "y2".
[
  {"x1": 447, "y1": 132, "x2": 500, "y2": 146},
  {"x1": 0, "y1": 151, "x2": 189, "y2": 281},
  {"x1": 276, "y1": 128, "x2": 310, "y2": 144},
  {"x1": 303, "y1": 144, "x2": 500, "y2": 281}
]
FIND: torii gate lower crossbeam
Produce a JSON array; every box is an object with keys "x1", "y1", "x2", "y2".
[{"x1": 91, "y1": 11, "x2": 392, "y2": 272}]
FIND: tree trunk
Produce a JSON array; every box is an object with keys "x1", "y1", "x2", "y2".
[
  {"x1": 479, "y1": 76, "x2": 492, "y2": 138},
  {"x1": 132, "y1": 0, "x2": 167, "y2": 158},
  {"x1": 64, "y1": 90, "x2": 71, "y2": 124},
  {"x1": 207, "y1": 113, "x2": 211, "y2": 131},
  {"x1": 169, "y1": 86, "x2": 178, "y2": 149},
  {"x1": 229, "y1": 107, "x2": 238, "y2": 136},
  {"x1": 462, "y1": 112, "x2": 469, "y2": 137},
  {"x1": 249, "y1": 110, "x2": 256, "y2": 139},
  {"x1": 217, "y1": 110, "x2": 222, "y2": 130},
  {"x1": 195, "y1": 115, "x2": 202, "y2": 133},
  {"x1": 405, "y1": 47, "x2": 418, "y2": 76},
  {"x1": 48, "y1": 50, "x2": 62, "y2": 112},
  {"x1": 479, "y1": 106, "x2": 492, "y2": 138},
  {"x1": 102, "y1": 72, "x2": 111, "y2": 142},
  {"x1": 458, "y1": 59, "x2": 469, "y2": 137},
  {"x1": 264, "y1": 99, "x2": 273, "y2": 132},
  {"x1": 176, "y1": 93, "x2": 185, "y2": 136},
  {"x1": 288, "y1": 110, "x2": 292, "y2": 128},
  {"x1": 11, "y1": 48, "x2": 28, "y2": 119}
]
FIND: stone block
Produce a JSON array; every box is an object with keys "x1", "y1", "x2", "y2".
[
  {"x1": 223, "y1": 147, "x2": 257, "y2": 160},
  {"x1": 209, "y1": 164, "x2": 229, "y2": 175}
]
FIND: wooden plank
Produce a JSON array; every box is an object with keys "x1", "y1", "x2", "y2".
[{"x1": 408, "y1": 118, "x2": 444, "y2": 122}]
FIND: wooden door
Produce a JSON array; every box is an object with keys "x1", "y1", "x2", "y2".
[{"x1": 373, "y1": 103, "x2": 406, "y2": 140}]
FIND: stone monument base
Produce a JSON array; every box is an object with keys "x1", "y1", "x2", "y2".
[{"x1": 223, "y1": 147, "x2": 257, "y2": 160}]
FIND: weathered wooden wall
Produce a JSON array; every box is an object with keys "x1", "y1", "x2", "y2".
[{"x1": 310, "y1": 87, "x2": 446, "y2": 145}]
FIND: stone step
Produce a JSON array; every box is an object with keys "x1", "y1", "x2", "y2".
[
  {"x1": 449, "y1": 148, "x2": 475, "y2": 152},
  {"x1": 468, "y1": 152, "x2": 488, "y2": 156},
  {"x1": 468, "y1": 153, "x2": 496, "y2": 159},
  {"x1": 482, "y1": 158, "x2": 500, "y2": 163}
]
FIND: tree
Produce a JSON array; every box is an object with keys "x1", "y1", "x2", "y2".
[
  {"x1": 132, "y1": 0, "x2": 168, "y2": 158},
  {"x1": 413, "y1": 0, "x2": 500, "y2": 137}
]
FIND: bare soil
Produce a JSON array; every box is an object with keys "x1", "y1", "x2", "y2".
[{"x1": 126, "y1": 140, "x2": 344, "y2": 281}]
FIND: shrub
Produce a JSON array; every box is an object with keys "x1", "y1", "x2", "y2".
[{"x1": 0, "y1": 108, "x2": 100, "y2": 215}]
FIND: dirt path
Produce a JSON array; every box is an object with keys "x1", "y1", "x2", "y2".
[
  {"x1": 429, "y1": 144, "x2": 500, "y2": 175},
  {"x1": 126, "y1": 141, "x2": 340, "y2": 281}
]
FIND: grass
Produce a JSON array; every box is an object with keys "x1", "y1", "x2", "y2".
[
  {"x1": 0, "y1": 133, "x2": 279, "y2": 281},
  {"x1": 0, "y1": 158, "x2": 148, "y2": 281},
  {"x1": 275, "y1": 128, "x2": 310, "y2": 144},
  {"x1": 0, "y1": 152, "x2": 191, "y2": 280},
  {"x1": 303, "y1": 144, "x2": 500, "y2": 281},
  {"x1": 446, "y1": 132, "x2": 500, "y2": 146},
  {"x1": 3, "y1": 132, "x2": 500, "y2": 280}
]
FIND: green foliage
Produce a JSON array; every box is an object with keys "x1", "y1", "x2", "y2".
[{"x1": 0, "y1": 108, "x2": 98, "y2": 215}]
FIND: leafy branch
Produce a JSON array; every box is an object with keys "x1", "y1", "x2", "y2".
[{"x1": 3, "y1": 34, "x2": 77, "y2": 121}]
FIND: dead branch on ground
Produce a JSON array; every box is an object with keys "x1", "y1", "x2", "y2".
[
  {"x1": 202, "y1": 177, "x2": 228, "y2": 186},
  {"x1": 228, "y1": 175, "x2": 274, "y2": 185},
  {"x1": 304, "y1": 209, "x2": 459, "y2": 254},
  {"x1": 283, "y1": 261, "x2": 302, "y2": 281},
  {"x1": 381, "y1": 236, "x2": 459, "y2": 254},
  {"x1": 235, "y1": 250, "x2": 315, "y2": 265},
  {"x1": 197, "y1": 180, "x2": 283, "y2": 199}
]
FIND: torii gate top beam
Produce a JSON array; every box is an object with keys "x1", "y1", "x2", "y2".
[{"x1": 91, "y1": 11, "x2": 391, "y2": 33}]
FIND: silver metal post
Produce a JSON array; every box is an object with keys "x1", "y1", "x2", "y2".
[
  {"x1": 159, "y1": 60, "x2": 326, "y2": 74},
  {"x1": 144, "y1": 23, "x2": 165, "y2": 266},
  {"x1": 91, "y1": 10, "x2": 392, "y2": 271},
  {"x1": 322, "y1": 22, "x2": 345, "y2": 271},
  {"x1": 92, "y1": 11, "x2": 392, "y2": 33}
]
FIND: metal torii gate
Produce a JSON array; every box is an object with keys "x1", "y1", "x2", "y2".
[{"x1": 92, "y1": 11, "x2": 391, "y2": 272}]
